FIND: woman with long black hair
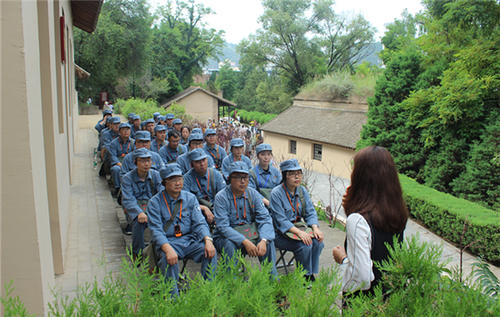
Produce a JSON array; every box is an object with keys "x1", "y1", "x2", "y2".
[{"x1": 332, "y1": 146, "x2": 409, "y2": 299}]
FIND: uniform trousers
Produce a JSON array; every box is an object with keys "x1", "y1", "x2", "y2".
[
  {"x1": 157, "y1": 238, "x2": 217, "y2": 296},
  {"x1": 274, "y1": 234, "x2": 324, "y2": 275},
  {"x1": 110, "y1": 164, "x2": 121, "y2": 189},
  {"x1": 131, "y1": 217, "x2": 147, "y2": 256},
  {"x1": 214, "y1": 238, "x2": 278, "y2": 276}
]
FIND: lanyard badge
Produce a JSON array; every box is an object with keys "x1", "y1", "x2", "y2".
[
  {"x1": 174, "y1": 224, "x2": 182, "y2": 237},
  {"x1": 162, "y1": 192, "x2": 183, "y2": 238},
  {"x1": 283, "y1": 184, "x2": 300, "y2": 219}
]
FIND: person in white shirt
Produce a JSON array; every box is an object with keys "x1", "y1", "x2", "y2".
[{"x1": 332, "y1": 146, "x2": 409, "y2": 305}]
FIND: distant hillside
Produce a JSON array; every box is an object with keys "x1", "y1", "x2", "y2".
[
  {"x1": 354, "y1": 42, "x2": 383, "y2": 67},
  {"x1": 206, "y1": 42, "x2": 240, "y2": 69}
]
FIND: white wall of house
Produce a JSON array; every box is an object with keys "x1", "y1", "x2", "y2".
[
  {"x1": 1, "y1": 0, "x2": 78, "y2": 315},
  {"x1": 173, "y1": 91, "x2": 218, "y2": 123}
]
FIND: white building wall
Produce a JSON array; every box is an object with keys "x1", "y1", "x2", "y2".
[
  {"x1": 1, "y1": 1, "x2": 55, "y2": 315},
  {"x1": 1, "y1": 0, "x2": 78, "y2": 315}
]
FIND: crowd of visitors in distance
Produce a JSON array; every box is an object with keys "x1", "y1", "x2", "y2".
[{"x1": 94, "y1": 109, "x2": 408, "y2": 302}]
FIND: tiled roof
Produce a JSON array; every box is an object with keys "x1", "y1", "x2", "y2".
[
  {"x1": 71, "y1": 0, "x2": 103, "y2": 33},
  {"x1": 261, "y1": 105, "x2": 367, "y2": 149}
]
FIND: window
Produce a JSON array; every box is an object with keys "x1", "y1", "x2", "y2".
[
  {"x1": 289, "y1": 140, "x2": 296, "y2": 154},
  {"x1": 313, "y1": 143, "x2": 322, "y2": 161}
]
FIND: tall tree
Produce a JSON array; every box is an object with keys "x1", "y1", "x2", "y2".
[
  {"x1": 151, "y1": 0, "x2": 224, "y2": 89},
  {"x1": 358, "y1": 45, "x2": 426, "y2": 178},
  {"x1": 215, "y1": 62, "x2": 238, "y2": 101},
  {"x1": 315, "y1": 7, "x2": 375, "y2": 73},
  {"x1": 359, "y1": 0, "x2": 500, "y2": 207},
  {"x1": 234, "y1": 68, "x2": 266, "y2": 111},
  {"x1": 239, "y1": 0, "x2": 374, "y2": 94},
  {"x1": 380, "y1": 9, "x2": 422, "y2": 63},
  {"x1": 74, "y1": 0, "x2": 153, "y2": 100},
  {"x1": 451, "y1": 111, "x2": 500, "y2": 208}
]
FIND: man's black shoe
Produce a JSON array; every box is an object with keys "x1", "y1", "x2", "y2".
[{"x1": 121, "y1": 223, "x2": 132, "y2": 235}]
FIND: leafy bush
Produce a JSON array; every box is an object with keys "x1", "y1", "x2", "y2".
[
  {"x1": 231, "y1": 109, "x2": 277, "y2": 124},
  {"x1": 1, "y1": 282, "x2": 33, "y2": 317},
  {"x1": 345, "y1": 235, "x2": 500, "y2": 316},
  {"x1": 45, "y1": 253, "x2": 341, "y2": 316},
  {"x1": 297, "y1": 69, "x2": 379, "y2": 101},
  {"x1": 114, "y1": 98, "x2": 160, "y2": 119},
  {"x1": 114, "y1": 98, "x2": 191, "y2": 122},
  {"x1": 400, "y1": 174, "x2": 500, "y2": 263},
  {"x1": 4, "y1": 238, "x2": 499, "y2": 315}
]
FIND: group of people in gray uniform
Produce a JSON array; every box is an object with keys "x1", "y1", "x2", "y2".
[{"x1": 95, "y1": 109, "x2": 324, "y2": 296}]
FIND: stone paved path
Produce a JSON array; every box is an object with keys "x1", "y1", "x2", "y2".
[{"x1": 54, "y1": 115, "x2": 127, "y2": 298}]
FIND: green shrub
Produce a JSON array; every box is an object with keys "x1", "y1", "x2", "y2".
[
  {"x1": 45, "y1": 253, "x2": 341, "y2": 316},
  {"x1": 4, "y1": 238, "x2": 498, "y2": 316},
  {"x1": 113, "y1": 98, "x2": 126, "y2": 114},
  {"x1": 232, "y1": 109, "x2": 277, "y2": 124},
  {"x1": 400, "y1": 174, "x2": 500, "y2": 263},
  {"x1": 114, "y1": 98, "x2": 191, "y2": 122},
  {"x1": 345, "y1": 235, "x2": 500, "y2": 316},
  {"x1": 166, "y1": 103, "x2": 193, "y2": 124},
  {"x1": 116, "y1": 98, "x2": 161, "y2": 120},
  {"x1": 1, "y1": 282, "x2": 33, "y2": 317},
  {"x1": 297, "y1": 70, "x2": 379, "y2": 101}
]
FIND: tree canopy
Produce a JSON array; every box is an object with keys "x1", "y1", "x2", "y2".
[
  {"x1": 74, "y1": 0, "x2": 223, "y2": 103},
  {"x1": 151, "y1": 0, "x2": 224, "y2": 88},
  {"x1": 238, "y1": 0, "x2": 375, "y2": 95},
  {"x1": 359, "y1": 0, "x2": 500, "y2": 208},
  {"x1": 74, "y1": 0, "x2": 378, "y2": 114},
  {"x1": 74, "y1": 0, "x2": 153, "y2": 100}
]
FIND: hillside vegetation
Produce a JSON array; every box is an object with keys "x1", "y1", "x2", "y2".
[
  {"x1": 296, "y1": 65, "x2": 379, "y2": 102},
  {"x1": 359, "y1": 0, "x2": 500, "y2": 209}
]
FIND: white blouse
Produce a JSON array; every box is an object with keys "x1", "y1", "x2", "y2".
[{"x1": 341, "y1": 213, "x2": 374, "y2": 292}]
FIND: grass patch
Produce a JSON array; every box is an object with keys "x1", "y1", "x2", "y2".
[{"x1": 297, "y1": 71, "x2": 378, "y2": 101}]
